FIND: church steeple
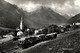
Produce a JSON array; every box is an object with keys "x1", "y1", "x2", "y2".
[{"x1": 20, "y1": 16, "x2": 23, "y2": 30}]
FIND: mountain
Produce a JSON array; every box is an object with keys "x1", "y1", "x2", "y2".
[
  {"x1": 63, "y1": 14, "x2": 71, "y2": 19},
  {"x1": 68, "y1": 13, "x2": 80, "y2": 24},
  {"x1": 23, "y1": 7, "x2": 67, "y2": 28},
  {"x1": 0, "y1": 0, "x2": 67, "y2": 29},
  {"x1": 0, "y1": 0, "x2": 21, "y2": 29}
]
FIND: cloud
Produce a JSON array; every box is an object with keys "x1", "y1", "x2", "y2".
[
  {"x1": 18, "y1": 2, "x2": 41, "y2": 12},
  {"x1": 75, "y1": 0, "x2": 80, "y2": 6},
  {"x1": 50, "y1": 0, "x2": 80, "y2": 16},
  {"x1": 4, "y1": 0, "x2": 80, "y2": 16},
  {"x1": 4, "y1": 0, "x2": 74, "y2": 5}
]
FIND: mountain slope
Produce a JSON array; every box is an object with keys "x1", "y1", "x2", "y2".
[
  {"x1": 68, "y1": 13, "x2": 80, "y2": 24},
  {"x1": 0, "y1": 0, "x2": 21, "y2": 29},
  {"x1": 23, "y1": 7, "x2": 67, "y2": 28}
]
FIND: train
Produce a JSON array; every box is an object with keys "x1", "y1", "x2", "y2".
[{"x1": 18, "y1": 33, "x2": 57, "y2": 49}]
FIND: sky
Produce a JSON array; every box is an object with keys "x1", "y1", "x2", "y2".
[{"x1": 4, "y1": 0, "x2": 80, "y2": 16}]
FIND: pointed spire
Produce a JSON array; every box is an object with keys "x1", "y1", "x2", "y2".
[{"x1": 20, "y1": 16, "x2": 23, "y2": 30}]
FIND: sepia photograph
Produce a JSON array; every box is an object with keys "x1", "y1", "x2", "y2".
[{"x1": 0, "y1": 0, "x2": 80, "y2": 53}]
